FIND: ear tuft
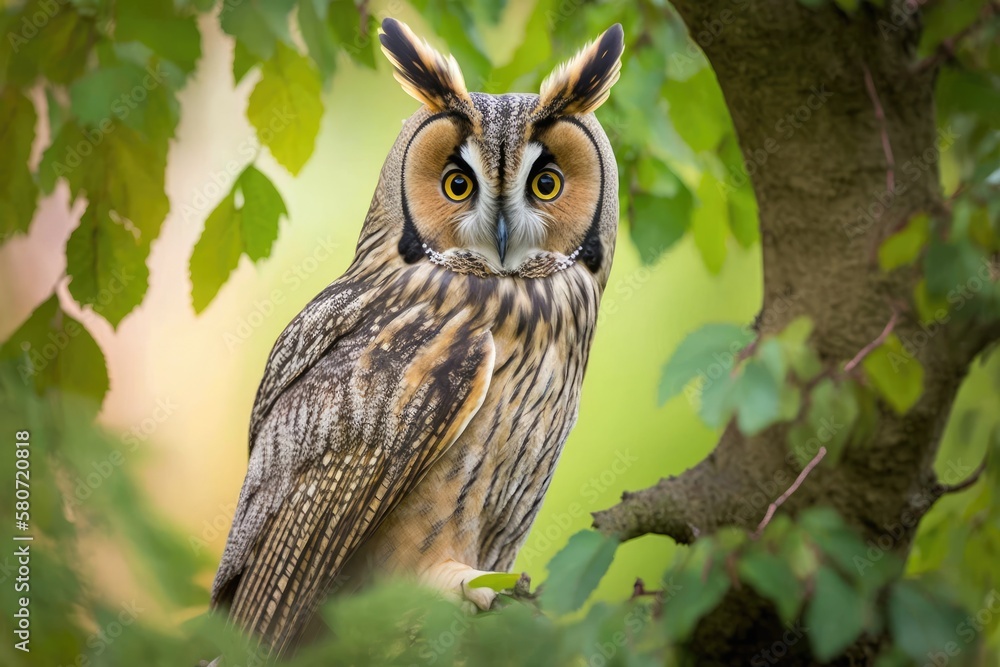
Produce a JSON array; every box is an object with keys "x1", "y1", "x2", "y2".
[
  {"x1": 379, "y1": 18, "x2": 470, "y2": 113},
  {"x1": 537, "y1": 24, "x2": 624, "y2": 118}
]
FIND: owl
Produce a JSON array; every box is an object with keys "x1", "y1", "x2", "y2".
[{"x1": 211, "y1": 18, "x2": 624, "y2": 656}]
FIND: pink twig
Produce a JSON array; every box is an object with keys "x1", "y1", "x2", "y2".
[
  {"x1": 843, "y1": 311, "x2": 898, "y2": 373},
  {"x1": 753, "y1": 447, "x2": 827, "y2": 539},
  {"x1": 862, "y1": 63, "x2": 895, "y2": 195}
]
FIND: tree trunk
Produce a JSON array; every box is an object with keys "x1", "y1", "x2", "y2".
[{"x1": 592, "y1": 1, "x2": 995, "y2": 664}]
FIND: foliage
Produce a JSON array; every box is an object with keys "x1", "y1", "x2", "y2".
[{"x1": 1, "y1": 0, "x2": 999, "y2": 665}]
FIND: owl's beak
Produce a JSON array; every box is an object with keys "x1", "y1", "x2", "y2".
[{"x1": 495, "y1": 214, "x2": 509, "y2": 265}]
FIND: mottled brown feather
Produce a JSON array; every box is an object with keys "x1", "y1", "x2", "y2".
[{"x1": 213, "y1": 273, "x2": 495, "y2": 653}]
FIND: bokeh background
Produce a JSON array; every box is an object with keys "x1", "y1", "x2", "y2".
[
  {"x1": 0, "y1": 0, "x2": 997, "y2": 662},
  {"x1": 0, "y1": 7, "x2": 760, "y2": 617}
]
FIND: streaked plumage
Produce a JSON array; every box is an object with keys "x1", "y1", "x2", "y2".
[{"x1": 211, "y1": 18, "x2": 624, "y2": 656}]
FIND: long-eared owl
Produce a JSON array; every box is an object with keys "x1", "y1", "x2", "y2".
[{"x1": 211, "y1": 18, "x2": 624, "y2": 656}]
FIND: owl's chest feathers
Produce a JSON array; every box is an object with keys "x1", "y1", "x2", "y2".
[
  {"x1": 345, "y1": 262, "x2": 601, "y2": 573},
  {"x1": 419, "y1": 266, "x2": 601, "y2": 567}
]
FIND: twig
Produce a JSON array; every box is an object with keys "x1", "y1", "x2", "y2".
[
  {"x1": 843, "y1": 311, "x2": 898, "y2": 373},
  {"x1": 735, "y1": 338, "x2": 759, "y2": 365},
  {"x1": 934, "y1": 456, "x2": 988, "y2": 497},
  {"x1": 752, "y1": 447, "x2": 827, "y2": 539},
  {"x1": 862, "y1": 63, "x2": 895, "y2": 195},
  {"x1": 914, "y1": 2, "x2": 1000, "y2": 74}
]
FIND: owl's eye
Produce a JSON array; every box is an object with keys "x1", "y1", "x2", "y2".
[
  {"x1": 531, "y1": 170, "x2": 563, "y2": 201},
  {"x1": 442, "y1": 170, "x2": 474, "y2": 202}
]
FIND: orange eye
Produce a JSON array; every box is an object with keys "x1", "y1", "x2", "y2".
[
  {"x1": 531, "y1": 170, "x2": 562, "y2": 201},
  {"x1": 443, "y1": 170, "x2": 474, "y2": 202}
]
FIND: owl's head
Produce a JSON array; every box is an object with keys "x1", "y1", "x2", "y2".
[{"x1": 369, "y1": 18, "x2": 623, "y2": 284}]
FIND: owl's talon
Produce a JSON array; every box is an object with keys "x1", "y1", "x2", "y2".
[
  {"x1": 422, "y1": 559, "x2": 501, "y2": 611},
  {"x1": 461, "y1": 578, "x2": 498, "y2": 611}
]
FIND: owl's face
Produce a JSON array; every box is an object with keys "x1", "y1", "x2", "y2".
[{"x1": 375, "y1": 20, "x2": 623, "y2": 281}]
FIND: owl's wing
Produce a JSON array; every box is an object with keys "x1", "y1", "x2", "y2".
[
  {"x1": 246, "y1": 277, "x2": 369, "y2": 448},
  {"x1": 212, "y1": 280, "x2": 495, "y2": 655}
]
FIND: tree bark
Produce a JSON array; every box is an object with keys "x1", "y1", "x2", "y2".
[{"x1": 592, "y1": 2, "x2": 996, "y2": 664}]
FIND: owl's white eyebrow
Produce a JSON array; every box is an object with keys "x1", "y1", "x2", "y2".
[
  {"x1": 514, "y1": 143, "x2": 544, "y2": 191},
  {"x1": 458, "y1": 143, "x2": 496, "y2": 201}
]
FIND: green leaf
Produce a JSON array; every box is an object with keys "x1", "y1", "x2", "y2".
[
  {"x1": 247, "y1": 42, "x2": 324, "y2": 175},
  {"x1": 69, "y1": 62, "x2": 179, "y2": 140},
  {"x1": 189, "y1": 165, "x2": 287, "y2": 312},
  {"x1": 888, "y1": 581, "x2": 967, "y2": 663},
  {"x1": 727, "y1": 186, "x2": 759, "y2": 249},
  {"x1": 237, "y1": 164, "x2": 287, "y2": 260},
  {"x1": 698, "y1": 367, "x2": 740, "y2": 427},
  {"x1": 38, "y1": 121, "x2": 170, "y2": 245},
  {"x1": 629, "y1": 186, "x2": 693, "y2": 265},
  {"x1": 6, "y1": 4, "x2": 97, "y2": 86},
  {"x1": 190, "y1": 191, "x2": 243, "y2": 313},
  {"x1": 738, "y1": 550, "x2": 803, "y2": 623},
  {"x1": 861, "y1": 333, "x2": 925, "y2": 414},
  {"x1": 635, "y1": 156, "x2": 681, "y2": 198},
  {"x1": 788, "y1": 378, "x2": 859, "y2": 466},
  {"x1": 833, "y1": 0, "x2": 859, "y2": 12},
  {"x1": 232, "y1": 39, "x2": 258, "y2": 84},
  {"x1": 718, "y1": 133, "x2": 760, "y2": 248},
  {"x1": 664, "y1": 68, "x2": 730, "y2": 153},
  {"x1": 329, "y1": 0, "x2": 378, "y2": 70},
  {"x1": 662, "y1": 539, "x2": 731, "y2": 641},
  {"x1": 115, "y1": 0, "x2": 202, "y2": 76},
  {"x1": 176, "y1": 0, "x2": 217, "y2": 10},
  {"x1": 691, "y1": 174, "x2": 728, "y2": 274},
  {"x1": 775, "y1": 316, "x2": 822, "y2": 381},
  {"x1": 298, "y1": 0, "x2": 338, "y2": 82},
  {"x1": 467, "y1": 573, "x2": 521, "y2": 592},
  {"x1": 924, "y1": 235, "x2": 989, "y2": 299},
  {"x1": 486, "y1": 0, "x2": 552, "y2": 91},
  {"x1": 0, "y1": 88, "x2": 39, "y2": 242},
  {"x1": 799, "y1": 508, "x2": 891, "y2": 585},
  {"x1": 220, "y1": 0, "x2": 296, "y2": 61},
  {"x1": 732, "y1": 359, "x2": 783, "y2": 435},
  {"x1": 659, "y1": 323, "x2": 753, "y2": 404},
  {"x1": 65, "y1": 203, "x2": 150, "y2": 329},
  {"x1": 0, "y1": 295, "x2": 109, "y2": 406},
  {"x1": 540, "y1": 530, "x2": 619, "y2": 615},
  {"x1": 805, "y1": 566, "x2": 866, "y2": 662},
  {"x1": 879, "y1": 213, "x2": 929, "y2": 271}
]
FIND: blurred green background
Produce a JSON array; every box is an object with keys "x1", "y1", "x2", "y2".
[{"x1": 0, "y1": 0, "x2": 998, "y2": 664}]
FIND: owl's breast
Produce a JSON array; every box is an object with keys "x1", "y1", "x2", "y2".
[{"x1": 344, "y1": 263, "x2": 602, "y2": 577}]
